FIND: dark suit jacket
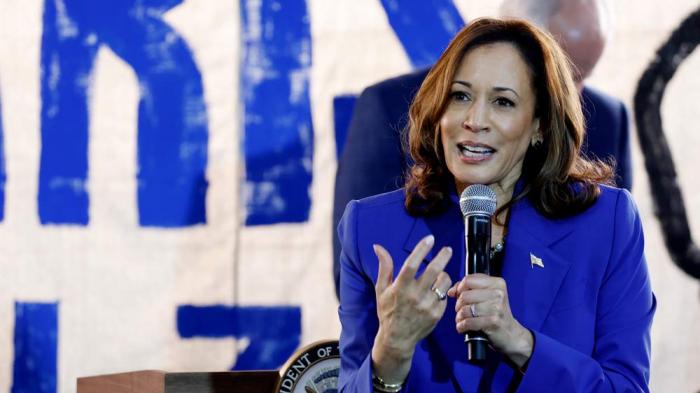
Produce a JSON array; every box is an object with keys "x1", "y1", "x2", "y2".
[
  {"x1": 337, "y1": 186, "x2": 654, "y2": 392},
  {"x1": 333, "y1": 68, "x2": 632, "y2": 297}
]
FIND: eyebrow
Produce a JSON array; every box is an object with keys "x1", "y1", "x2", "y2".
[{"x1": 452, "y1": 81, "x2": 520, "y2": 98}]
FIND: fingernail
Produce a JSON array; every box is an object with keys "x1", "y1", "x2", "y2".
[
  {"x1": 425, "y1": 235, "x2": 435, "y2": 246},
  {"x1": 445, "y1": 246, "x2": 452, "y2": 255},
  {"x1": 372, "y1": 244, "x2": 380, "y2": 256}
]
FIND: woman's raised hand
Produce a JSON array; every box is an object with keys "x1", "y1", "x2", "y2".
[{"x1": 371, "y1": 235, "x2": 453, "y2": 384}]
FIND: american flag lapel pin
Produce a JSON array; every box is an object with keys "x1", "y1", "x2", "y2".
[{"x1": 530, "y1": 253, "x2": 544, "y2": 269}]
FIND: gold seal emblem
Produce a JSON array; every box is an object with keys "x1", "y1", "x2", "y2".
[{"x1": 277, "y1": 339, "x2": 340, "y2": 393}]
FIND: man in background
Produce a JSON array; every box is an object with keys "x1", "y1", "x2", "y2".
[{"x1": 332, "y1": 0, "x2": 631, "y2": 297}]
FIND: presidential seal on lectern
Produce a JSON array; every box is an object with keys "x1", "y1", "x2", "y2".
[{"x1": 277, "y1": 340, "x2": 340, "y2": 393}]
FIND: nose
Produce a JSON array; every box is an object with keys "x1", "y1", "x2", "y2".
[{"x1": 462, "y1": 99, "x2": 488, "y2": 132}]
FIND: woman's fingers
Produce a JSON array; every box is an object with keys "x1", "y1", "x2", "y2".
[
  {"x1": 395, "y1": 235, "x2": 435, "y2": 286},
  {"x1": 456, "y1": 298, "x2": 502, "y2": 319},
  {"x1": 418, "y1": 246, "x2": 453, "y2": 290},
  {"x1": 456, "y1": 315, "x2": 496, "y2": 334},
  {"x1": 455, "y1": 288, "x2": 503, "y2": 311},
  {"x1": 374, "y1": 236, "x2": 452, "y2": 301},
  {"x1": 449, "y1": 272, "x2": 503, "y2": 297},
  {"x1": 373, "y1": 244, "x2": 394, "y2": 294},
  {"x1": 454, "y1": 299, "x2": 505, "y2": 332},
  {"x1": 430, "y1": 271, "x2": 452, "y2": 300},
  {"x1": 455, "y1": 273, "x2": 493, "y2": 292},
  {"x1": 451, "y1": 277, "x2": 510, "y2": 333},
  {"x1": 447, "y1": 277, "x2": 463, "y2": 298}
]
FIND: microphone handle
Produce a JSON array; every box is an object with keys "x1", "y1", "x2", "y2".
[{"x1": 465, "y1": 214, "x2": 491, "y2": 362}]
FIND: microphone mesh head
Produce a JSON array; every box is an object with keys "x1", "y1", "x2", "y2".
[{"x1": 459, "y1": 184, "x2": 497, "y2": 217}]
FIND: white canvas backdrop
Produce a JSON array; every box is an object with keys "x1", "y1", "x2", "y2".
[{"x1": 0, "y1": 0, "x2": 697, "y2": 392}]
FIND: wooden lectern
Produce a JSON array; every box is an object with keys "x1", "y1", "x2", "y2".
[
  {"x1": 78, "y1": 340, "x2": 340, "y2": 392},
  {"x1": 77, "y1": 370, "x2": 280, "y2": 393}
]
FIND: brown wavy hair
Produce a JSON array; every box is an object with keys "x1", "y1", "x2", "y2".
[{"x1": 404, "y1": 17, "x2": 613, "y2": 218}]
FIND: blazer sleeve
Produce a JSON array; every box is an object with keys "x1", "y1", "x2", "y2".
[
  {"x1": 337, "y1": 200, "x2": 380, "y2": 393},
  {"x1": 517, "y1": 190, "x2": 656, "y2": 392}
]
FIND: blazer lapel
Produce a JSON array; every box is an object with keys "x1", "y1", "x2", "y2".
[
  {"x1": 502, "y1": 198, "x2": 576, "y2": 332},
  {"x1": 402, "y1": 201, "x2": 465, "y2": 288},
  {"x1": 402, "y1": 216, "x2": 435, "y2": 261}
]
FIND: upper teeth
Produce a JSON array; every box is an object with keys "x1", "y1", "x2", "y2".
[{"x1": 460, "y1": 145, "x2": 493, "y2": 154}]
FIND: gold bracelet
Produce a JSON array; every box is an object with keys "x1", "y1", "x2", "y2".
[{"x1": 372, "y1": 373, "x2": 403, "y2": 392}]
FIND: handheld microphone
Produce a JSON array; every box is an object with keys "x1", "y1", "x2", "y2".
[{"x1": 459, "y1": 184, "x2": 497, "y2": 362}]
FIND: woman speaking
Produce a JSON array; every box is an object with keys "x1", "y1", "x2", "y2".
[{"x1": 337, "y1": 18, "x2": 655, "y2": 392}]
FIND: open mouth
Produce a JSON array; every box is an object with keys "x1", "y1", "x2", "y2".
[{"x1": 457, "y1": 142, "x2": 495, "y2": 158}]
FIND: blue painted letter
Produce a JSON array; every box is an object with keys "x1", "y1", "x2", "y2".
[
  {"x1": 177, "y1": 305, "x2": 301, "y2": 370},
  {"x1": 240, "y1": 0, "x2": 314, "y2": 225},
  {"x1": 12, "y1": 302, "x2": 58, "y2": 393},
  {"x1": 39, "y1": 0, "x2": 209, "y2": 226},
  {"x1": 379, "y1": 0, "x2": 463, "y2": 68}
]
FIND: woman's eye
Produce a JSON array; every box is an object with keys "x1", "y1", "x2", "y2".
[
  {"x1": 450, "y1": 91, "x2": 470, "y2": 101},
  {"x1": 495, "y1": 97, "x2": 515, "y2": 107}
]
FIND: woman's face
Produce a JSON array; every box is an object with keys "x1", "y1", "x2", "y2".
[{"x1": 439, "y1": 42, "x2": 540, "y2": 197}]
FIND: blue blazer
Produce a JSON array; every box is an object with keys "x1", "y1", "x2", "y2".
[
  {"x1": 332, "y1": 68, "x2": 632, "y2": 298},
  {"x1": 337, "y1": 186, "x2": 655, "y2": 392}
]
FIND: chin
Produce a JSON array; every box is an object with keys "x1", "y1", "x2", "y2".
[
  {"x1": 448, "y1": 160, "x2": 495, "y2": 183},
  {"x1": 453, "y1": 173, "x2": 496, "y2": 188}
]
